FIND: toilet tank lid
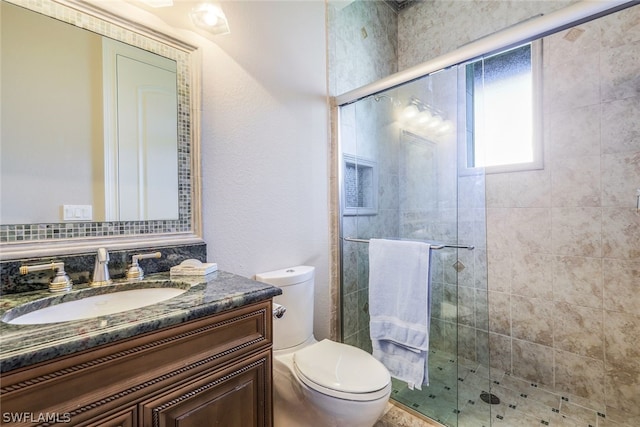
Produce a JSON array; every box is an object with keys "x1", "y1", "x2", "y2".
[{"x1": 255, "y1": 265, "x2": 315, "y2": 287}]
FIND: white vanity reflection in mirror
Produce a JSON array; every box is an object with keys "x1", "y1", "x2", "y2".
[{"x1": 0, "y1": 0, "x2": 202, "y2": 259}]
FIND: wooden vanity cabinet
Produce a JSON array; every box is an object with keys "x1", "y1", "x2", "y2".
[
  {"x1": 0, "y1": 300, "x2": 274, "y2": 427},
  {"x1": 140, "y1": 349, "x2": 270, "y2": 426}
]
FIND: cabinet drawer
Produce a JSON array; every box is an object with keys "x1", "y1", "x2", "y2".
[{"x1": 0, "y1": 301, "x2": 272, "y2": 426}]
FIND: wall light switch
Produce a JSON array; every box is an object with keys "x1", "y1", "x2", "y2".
[{"x1": 62, "y1": 205, "x2": 93, "y2": 221}]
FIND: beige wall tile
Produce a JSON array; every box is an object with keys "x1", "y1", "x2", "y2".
[
  {"x1": 510, "y1": 252, "x2": 554, "y2": 300},
  {"x1": 456, "y1": 246, "x2": 476, "y2": 287},
  {"x1": 509, "y1": 169, "x2": 552, "y2": 208},
  {"x1": 476, "y1": 329, "x2": 490, "y2": 366},
  {"x1": 457, "y1": 285, "x2": 476, "y2": 327},
  {"x1": 544, "y1": 52, "x2": 600, "y2": 113},
  {"x1": 486, "y1": 173, "x2": 547, "y2": 221},
  {"x1": 488, "y1": 291, "x2": 511, "y2": 335},
  {"x1": 553, "y1": 302, "x2": 604, "y2": 360},
  {"x1": 458, "y1": 174, "x2": 486, "y2": 210},
  {"x1": 551, "y1": 155, "x2": 601, "y2": 207},
  {"x1": 487, "y1": 250, "x2": 511, "y2": 298},
  {"x1": 473, "y1": 249, "x2": 488, "y2": 290},
  {"x1": 602, "y1": 152, "x2": 640, "y2": 208},
  {"x1": 475, "y1": 289, "x2": 489, "y2": 331},
  {"x1": 512, "y1": 208, "x2": 551, "y2": 254},
  {"x1": 457, "y1": 324, "x2": 477, "y2": 361},
  {"x1": 443, "y1": 284, "x2": 458, "y2": 322},
  {"x1": 511, "y1": 296, "x2": 554, "y2": 346},
  {"x1": 605, "y1": 367, "x2": 640, "y2": 417},
  {"x1": 553, "y1": 256, "x2": 603, "y2": 308},
  {"x1": 544, "y1": 21, "x2": 601, "y2": 67},
  {"x1": 601, "y1": 43, "x2": 640, "y2": 102},
  {"x1": 601, "y1": 96, "x2": 640, "y2": 155},
  {"x1": 487, "y1": 208, "x2": 514, "y2": 253},
  {"x1": 554, "y1": 349, "x2": 605, "y2": 402},
  {"x1": 604, "y1": 310, "x2": 640, "y2": 372},
  {"x1": 551, "y1": 207, "x2": 602, "y2": 257},
  {"x1": 487, "y1": 249, "x2": 511, "y2": 293},
  {"x1": 603, "y1": 259, "x2": 640, "y2": 315},
  {"x1": 486, "y1": 173, "x2": 512, "y2": 208},
  {"x1": 599, "y1": 4, "x2": 640, "y2": 48},
  {"x1": 547, "y1": 104, "x2": 601, "y2": 159},
  {"x1": 602, "y1": 208, "x2": 640, "y2": 260},
  {"x1": 512, "y1": 339, "x2": 554, "y2": 388}
]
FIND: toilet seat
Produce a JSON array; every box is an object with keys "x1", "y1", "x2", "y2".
[{"x1": 293, "y1": 339, "x2": 390, "y2": 401}]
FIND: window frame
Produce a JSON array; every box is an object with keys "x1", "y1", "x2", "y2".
[{"x1": 459, "y1": 40, "x2": 543, "y2": 175}]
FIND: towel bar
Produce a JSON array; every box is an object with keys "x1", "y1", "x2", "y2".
[{"x1": 342, "y1": 237, "x2": 474, "y2": 250}]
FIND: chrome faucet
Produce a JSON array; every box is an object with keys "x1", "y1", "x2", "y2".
[
  {"x1": 91, "y1": 248, "x2": 112, "y2": 287},
  {"x1": 126, "y1": 252, "x2": 162, "y2": 280},
  {"x1": 20, "y1": 261, "x2": 72, "y2": 293}
]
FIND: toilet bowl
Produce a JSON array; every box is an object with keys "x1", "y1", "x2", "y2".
[{"x1": 255, "y1": 266, "x2": 391, "y2": 427}]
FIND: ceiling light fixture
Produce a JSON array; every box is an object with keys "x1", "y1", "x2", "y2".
[
  {"x1": 190, "y1": 3, "x2": 230, "y2": 35},
  {"x1": 402, "y1": 97, "x2": 454, "y2": 138}
]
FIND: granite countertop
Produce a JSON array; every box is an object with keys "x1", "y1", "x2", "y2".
[{"x1": 0, "y1": 271, "x2": 282, "y2": 373}]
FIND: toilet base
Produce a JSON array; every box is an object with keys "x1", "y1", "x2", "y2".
[{"x1": 273, "y1": 342, "x2": 391, "y2": 427}]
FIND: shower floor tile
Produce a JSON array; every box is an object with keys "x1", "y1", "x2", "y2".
[{"x1": 388, "y1": 349, "x2": 637, "y2": 427}]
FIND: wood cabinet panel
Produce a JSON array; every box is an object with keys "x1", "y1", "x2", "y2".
[
  {"x1": 141, "y1": 350, "x2": 272, "y2": 427},
  {"x1": 0, "y1": 301, "x2": 273, "y2": 427},
  {"x1": 78, "y1": 408, "x2": 137, "y2": 427}
]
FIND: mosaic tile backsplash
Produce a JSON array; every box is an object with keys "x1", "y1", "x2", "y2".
[
  {"x1": 0, "y1": 243, "x2": 206, "y2": 294},
  {"x1": 0, "y1": 0, "x2": 193, "y2": 243}
]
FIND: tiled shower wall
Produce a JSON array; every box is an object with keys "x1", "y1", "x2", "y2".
[
  {"x1": 327, "y1": 0, "x2": 398, "y2": 96},
  {"x1": 398, "y1": 3, "x2": 640, "y2": 424},
  {"x1": 340, "y1": 94, "x2": 401, "y2": 351},
  {"x1": 482, "y1": 10, "x2": 640, "y2": 423}
]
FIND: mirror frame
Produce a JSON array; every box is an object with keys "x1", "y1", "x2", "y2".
[{"x1": 0, "y1": 0, "x2": 203, "y2": 260}]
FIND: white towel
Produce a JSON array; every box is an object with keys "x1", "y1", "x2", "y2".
[{"x1": 368, "y1": 238, "x2": 432, "y2": 390}]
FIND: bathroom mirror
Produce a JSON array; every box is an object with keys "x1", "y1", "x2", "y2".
[{"x1": 0, "y1": 0, "x2": 202, "y2": 260}]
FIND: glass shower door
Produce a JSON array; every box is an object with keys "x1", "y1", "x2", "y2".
[{"x1": 339, "y1": 66, "x2": 491, "y2": 426}]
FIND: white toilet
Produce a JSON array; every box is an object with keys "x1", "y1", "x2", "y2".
[{"x1": 255, "y1": 266, "x2": 391, "y2": 427}]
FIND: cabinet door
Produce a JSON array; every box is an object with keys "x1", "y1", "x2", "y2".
[{"x1": 141, "y1": 350, "x2": 272, "y2": 427}]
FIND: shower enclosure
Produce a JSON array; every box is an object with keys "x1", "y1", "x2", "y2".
[
  {"x1": 338, "y1": 65, "x2": 492, "y2": 426},
  {"x1": 335, "y1": 3, "x2": 639, "y2": 426}
]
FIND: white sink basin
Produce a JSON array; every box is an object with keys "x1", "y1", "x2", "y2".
[{"x1": 5, "y1": 287, "x2": 187, "y2": 325}]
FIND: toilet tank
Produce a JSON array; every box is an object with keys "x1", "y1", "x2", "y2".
[{"x1": 255, "y1": 266, "x2": 315, "y2": 350}]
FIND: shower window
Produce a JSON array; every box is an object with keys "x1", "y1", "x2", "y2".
[{"x1": 464, "y1": 41, "x2": 542, "y2": 173}]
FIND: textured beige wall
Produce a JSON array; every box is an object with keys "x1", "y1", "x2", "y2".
[{"x1": 199, "y1": 1, "x2": 332, "y2": 340}]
